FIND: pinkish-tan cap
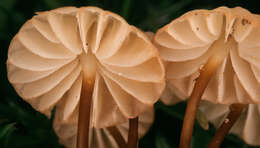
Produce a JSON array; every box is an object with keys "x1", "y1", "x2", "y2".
[
  {"x1": 154, "y1": 6, "x2": 260, "y2": 105},
  {"x1": 200, "y1": 100, "x2": 260, "y2": 146},
  {"x1": 6, "y1": 7, "x2": 165, "y2": 128},
  {"x1": 53, "y1": 107, "x2": 154, "y2": 148}
]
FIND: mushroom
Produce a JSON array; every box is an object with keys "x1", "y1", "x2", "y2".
[
  {"x1": 53, "y1": 106, "x2": 154, "y2": 148},
  {"x1": 153, "y1": 6, "x2": 260, "y2": 148},
  {"x1": 6, "y1": 6, "x2": 165, "y2": 148},
  {"x1": 199, "y1": 101, "x2": 260, "y2": 147}
]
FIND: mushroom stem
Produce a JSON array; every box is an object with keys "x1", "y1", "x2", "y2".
[
  {"x1": 107, "y1": 126, "x2": 127, "y2": 147},
  {"x1": 127, "y1": 117, "x2": 139, "y2": 148},
  {"x1": 77, "y1": 76, "x2": 94, "y2": 148},
  {"x1": 207, "y1": 103, "x2": 246, "y2": 148},
  {"x1": 180, "y1": 59, "x2": 219, "y2": 148},
  {"x1": 179, "y1": 31, "x2": 233, "y2": 148},
  {"x1": 180, "y1": 52, "x2": 228, "y2": 148}
]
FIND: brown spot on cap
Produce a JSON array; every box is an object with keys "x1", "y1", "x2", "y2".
[{"x1": 242, "y1": 18, "x2": 251, "y2": 25}]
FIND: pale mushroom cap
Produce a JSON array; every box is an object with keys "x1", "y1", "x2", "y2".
[
  {"x1": 154, "y1": 6, "x2": 260, "y2": 105},
  {"x1": 6, "y1": 7, "x2": 165, "y2": 128},
  {"x1": 200, "y1": 101, "x2": 260, "y2": 146},
  {"x1": 53, "y1": 107, "x2": 154, "y2": 148}
]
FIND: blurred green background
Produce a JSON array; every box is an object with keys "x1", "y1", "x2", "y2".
[{"x1": 0, "y1": 0, "x2": 260, "y2": 148}]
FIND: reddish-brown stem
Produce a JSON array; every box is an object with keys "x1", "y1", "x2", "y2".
[
  {"x1": 179, "y1": 30, "x2": 233, "y2": 148},
  {"x1": 127, "y1": 117, "x2": 139, "y2": 148},
  {"x1": 180, "y1": 58, "x2": 222, "y2": 148},
  {"x1": 107, "y1": 126, "x2": 127, "y2": 148},
  {"x1": 77, "y1": 77, "x2": 94, "y2": 148},
  {"x1": 180, "y1": 54, "x2": 227, "y2": 148},
  {"x1": 207, "y1": 104, "x2": 246, "y2": 148},
  {"x1": 179, "y1": 64, "x2": 215, "y2": 148}
]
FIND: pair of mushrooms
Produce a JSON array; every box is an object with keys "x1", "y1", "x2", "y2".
[{"x1": 6, "y1": 6, "x2": 260, "y2": 148}]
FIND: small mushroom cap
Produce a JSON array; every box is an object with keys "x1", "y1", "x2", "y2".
[
  {"x1": 53, "y1": 107, "x2": 154, "y2": 148},
  {"x1": 154, "y1": 6, "x2": 260, "y2": 105},
  {"x1": 6, "y1": 7, "x2": 165, "y2": 128},
  {"x1": 200, "y1": 101, "x2": 260, "y2": 146}
]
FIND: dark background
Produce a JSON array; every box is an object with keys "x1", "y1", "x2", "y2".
[{"x1": 0, "y1": 0, "x2": 260, "y2": 148}]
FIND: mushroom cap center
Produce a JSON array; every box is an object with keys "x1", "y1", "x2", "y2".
[
  {"x1": 207, "y1": 19, "x2": 238, "y2": 62},
  {"x1": 79, "y1": 48, "x2": 97, "y2": 84}
]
